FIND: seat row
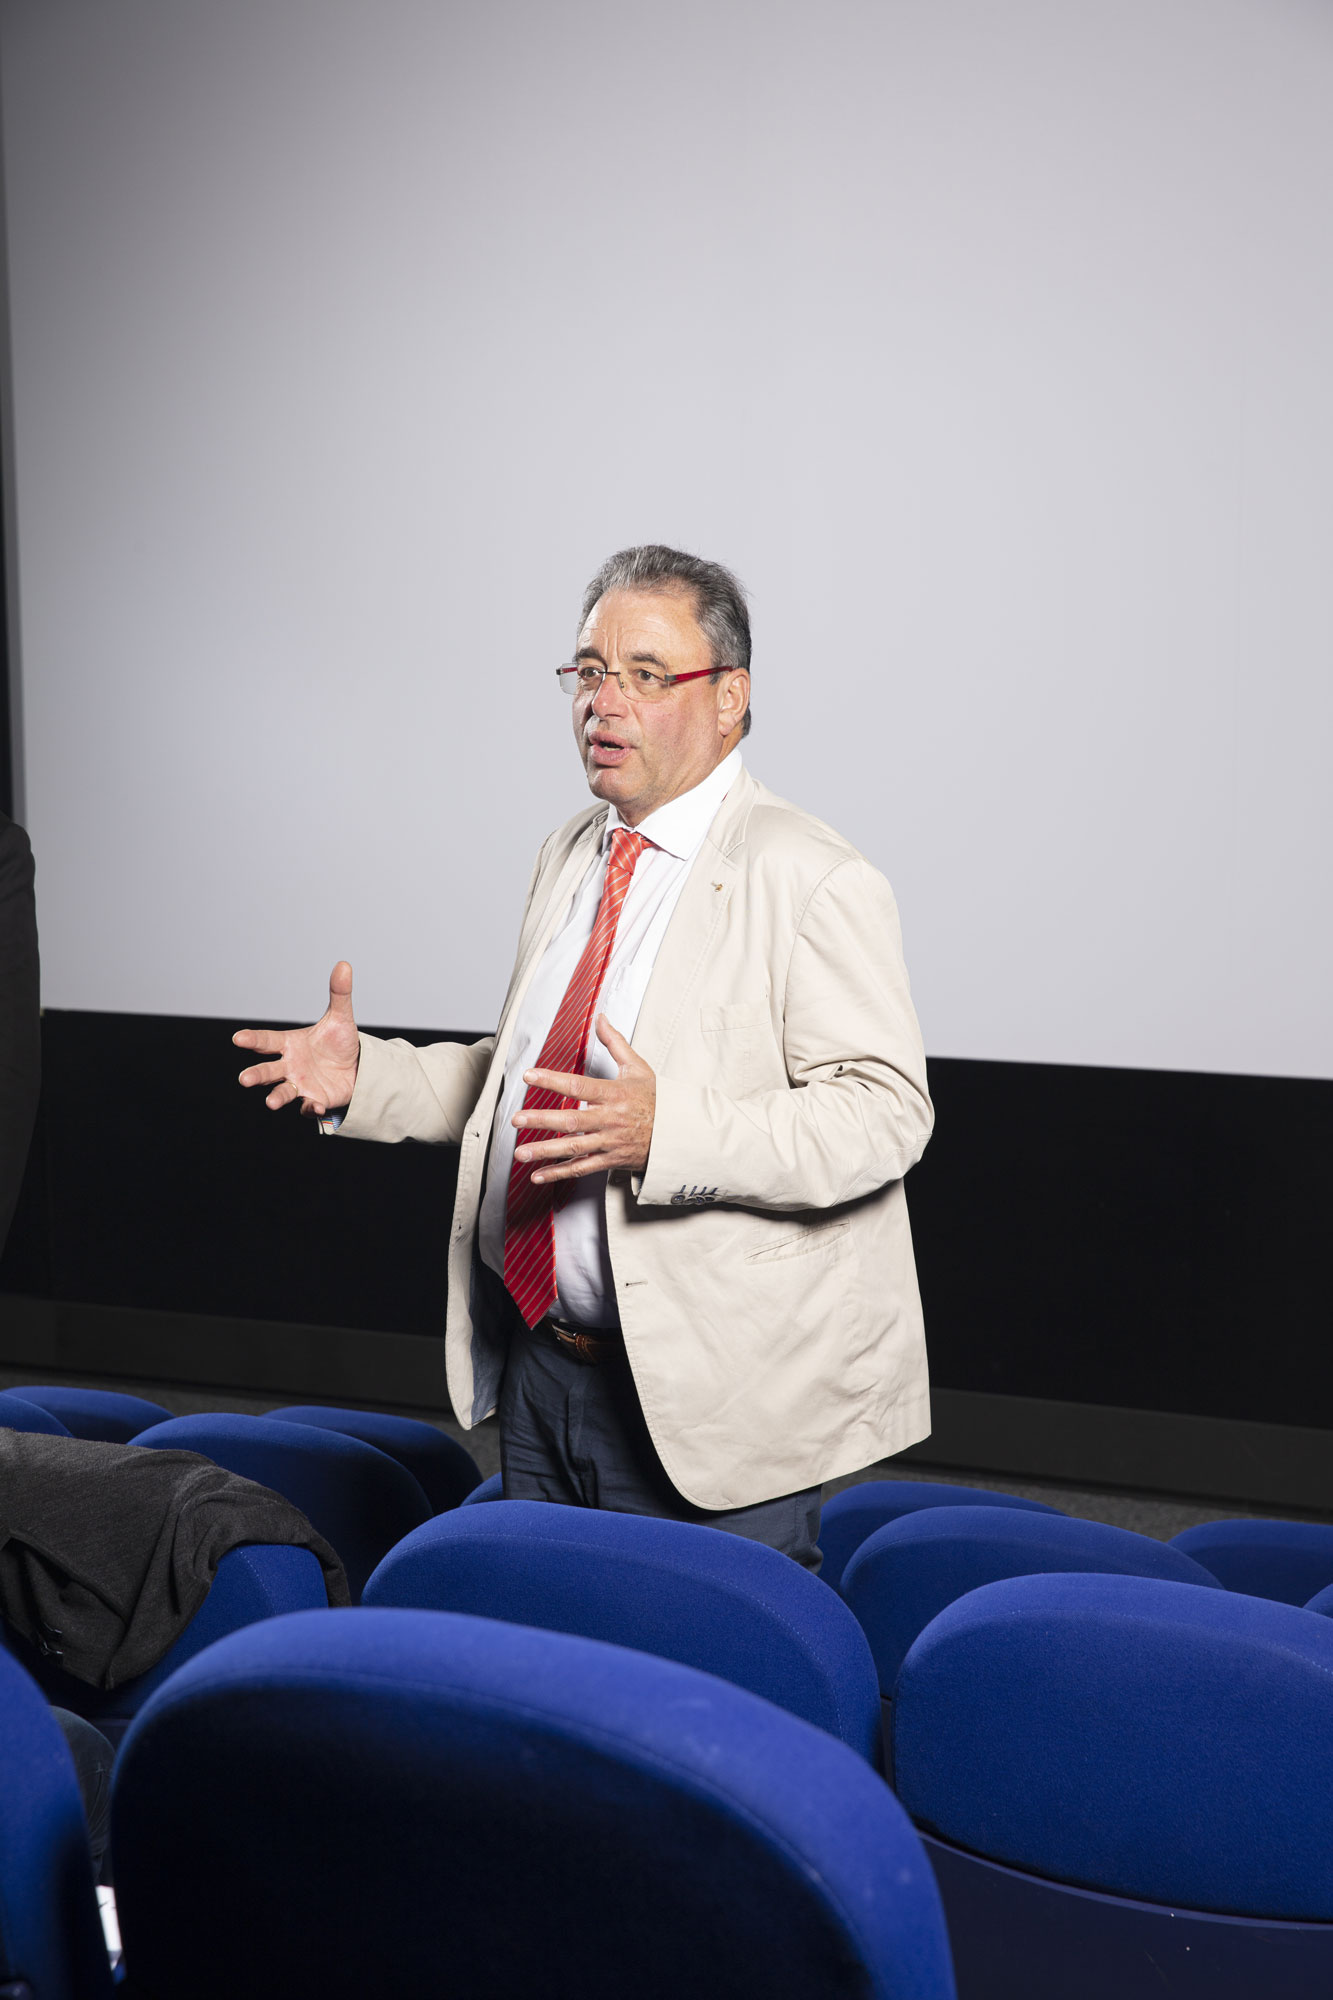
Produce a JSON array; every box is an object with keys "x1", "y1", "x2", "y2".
[
  {"x1": 10, "y1": 1381, "x2": 1333, "y2": 1607},
  {"x1": 7, "y1": 1383, "x2": 1333, "y2": 1997},
  {"x1": 10, "y1": 1548, "x2": 1333, "y2": 1999},
  {"x1": 9, "y1": 1383, "x2": 1333, "y2": 1757},
  {"x1": 2, "y1": 1604, "x2": 955, "y2": 2000}
]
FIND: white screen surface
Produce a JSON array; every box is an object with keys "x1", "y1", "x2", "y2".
[{"x1": 3, "y1": 0, "x2": 1330, "y2": 1077}]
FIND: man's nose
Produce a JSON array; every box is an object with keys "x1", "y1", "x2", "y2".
[{"x1": 591, "y1": 670, "x2": 627, "y2": 716}]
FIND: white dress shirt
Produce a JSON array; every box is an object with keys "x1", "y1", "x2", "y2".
[{"x1": 477, "y1": 748, "x2": 743, "y2": 1327}]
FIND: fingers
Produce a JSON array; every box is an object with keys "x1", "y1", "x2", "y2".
[
  {"x1": 594, "y1": 1014, "x2": 640, "y2": 1068},
  {"x1": 513, "y1": 1106, "x2": 594, "y2": 1135},
  {"x1": 522, "y1": 1065, "x2": 613, "y2": 1100},
  {"x1": 238, "y1": 1057, "x2": 290, "y2": 1089},
  {"x1": 327, "y1": 960, "x2": 354, "y2": 1018},
  {"x1": 596, "y1": 1014, "x2": 651, "y2": 1075},
  {"x1": 531, "y1": 1151, "x2": 616, "y2": 1184},
  {"x1": 517, "y1": 1129, "x2": 606, "y2": 1165},
  {"x1": 233, "y1": 1028, "x2": 286, "y2": 1054},
  {"x1": 264, "y1": 1082, "x2": 327, "y2": 1114},
  {"x1": 239, "y1": 1056, "x2": 322, "y2": 1113}
]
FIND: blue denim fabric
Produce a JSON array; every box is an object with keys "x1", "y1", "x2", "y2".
[{"x1": 498, "y1": 1320, "x2": 822, "y2": 1570}]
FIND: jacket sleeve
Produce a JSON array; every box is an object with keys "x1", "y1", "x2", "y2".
[
  {"x1": 334, "y1": 1032, "x2": 495, "y2": 1146},
  {"x1": 636, "y1": 855, "x2": 933, "y2": 1212}
]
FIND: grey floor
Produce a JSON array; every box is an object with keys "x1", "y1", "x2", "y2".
[{"x1": 4, "y1": 1362, "x2": 1321, "y2": 1539}]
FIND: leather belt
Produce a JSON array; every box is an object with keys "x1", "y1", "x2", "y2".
[{"x1": 540, "y1": 1315, "x2": 621, "y2": 1365}]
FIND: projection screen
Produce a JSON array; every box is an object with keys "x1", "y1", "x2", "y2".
[{"x1": 3, "y1": 0, "x2": 1330, "y2": 1079}]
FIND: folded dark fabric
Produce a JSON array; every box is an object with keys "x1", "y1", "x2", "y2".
[{"x1": 0, "y1": 1431, "x2": 350, "y2": 1687}]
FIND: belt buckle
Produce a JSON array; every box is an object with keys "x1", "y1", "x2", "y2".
[{"x1": 549, "y1": 1317, "x2": 607, "y2": 1365}]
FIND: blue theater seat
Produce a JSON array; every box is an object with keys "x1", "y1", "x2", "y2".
[
  {"x1": 459, "y1": 1469, "x2": 504, "y2": 1504},
  {"x1": 0, "y1": 1392, "x2": 73, "y2": 1435},
  {"x1": 111, "y1": 1607, "x2": 957, "y2": 2000},
  {"x1": 1171, "y1": 1517, "x2": 1333, "y2": 1606},
  {"x1": 134, "y1": 1413, "x2": 432, "y2": 1600},
  {"x1": 0, "y1": 1646, "x2": 113, "y2": 1999},
  {"x1": 893, "y1": 1573, "x2": 1333, "y2": 1998},
  {"x1": 7, "y1": 1543, "x2": 330, "y2": 1749},
  {"x1": 819, "y1": 1480, "x2": 1062, "y2": 1590},
  {"x1": 268, "y1": 1404, "x2": 482, "y2": 1512},
  {"x1": 2, "y1": 1384, "x2": 172, "y2": 1443},
  {"x1": 841, "y1": 1505, "x2": 1222, "y2": 1701},
  {"x1": 363, "y1": 1498, "x2": 882, "y2": 1762}
]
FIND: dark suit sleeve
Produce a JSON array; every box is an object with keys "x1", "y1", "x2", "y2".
[{"x1": 0, "y1": 814, "x2": 40, "y2": 1249}]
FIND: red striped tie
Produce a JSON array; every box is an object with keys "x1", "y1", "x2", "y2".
[{"x1": 503, "y1": 826, "x2": 646, "y2": 1327}]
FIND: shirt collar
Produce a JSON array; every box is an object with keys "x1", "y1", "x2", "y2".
[{"x1": 605, "y1": 748, "x2": 743, "y2": 861}]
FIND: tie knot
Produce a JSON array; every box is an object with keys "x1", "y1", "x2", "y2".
[{"x1": 608, "y1": 827, "x2": 645, "y2": 876}]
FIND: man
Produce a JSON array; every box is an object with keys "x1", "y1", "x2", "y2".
[
  {"x1": 235, "y1": 546, "x2": 933, "y2": 1566},
  {"x1": 0, "y1": 815, "x2": 110, "y2": 1878},
  {"x1": 0, "y1": 808, "x2": 40, "y2": 1255}
]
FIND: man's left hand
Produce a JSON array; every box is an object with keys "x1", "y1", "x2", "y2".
[{"x1": 514, "y1": 1014, "x2": 655, "y2": 1182}]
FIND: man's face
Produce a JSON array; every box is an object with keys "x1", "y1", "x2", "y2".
[{"x1": 571, "y1": 587, "x2": 748, "y2": 825}]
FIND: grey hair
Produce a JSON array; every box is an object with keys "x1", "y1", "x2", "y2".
[{"x1": 579, "y1": 544, "x2": 753, "y2": 738}]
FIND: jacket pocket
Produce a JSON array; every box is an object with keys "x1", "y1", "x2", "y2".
[
  {"x1": 699, "y1": 997, "x2": 771, "y2": 1033},
  {"x1": 699, "y1": 997, "x2": 777, "y2": 1097},
  {"x1": 745, "y1": 1218, "x2": 851, "y2": 1265}
]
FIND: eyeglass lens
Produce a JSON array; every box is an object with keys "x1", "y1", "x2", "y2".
[{"x1": 557, "y1": 664, "x2": 671, "y2": 699}]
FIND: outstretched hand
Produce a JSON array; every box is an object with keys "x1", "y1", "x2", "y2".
[
  {"x1": 514, "y1": 1014, "x2": 656, "y2": 1181},
  {"x1": 233, "y1": 961, "x2": 360, "y2": 1118}
]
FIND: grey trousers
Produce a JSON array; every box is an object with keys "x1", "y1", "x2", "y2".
[
  {"x1": 497, "y1": 1319, "x2": 823, "y2": 1572},
  {"x1": 53, "y1": 1707, "x2": 114, "y2": 1882}
]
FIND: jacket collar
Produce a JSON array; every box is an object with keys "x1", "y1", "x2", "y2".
[
  {"x1": 605, "y1": 747, "x2": 743, "y2": 861},
  {"x1": 499, "y1": 766, "x2": 763, "y2": 1078},
  {"x1": 699, "y1": 762, "x2": 759, "y2": 860}
]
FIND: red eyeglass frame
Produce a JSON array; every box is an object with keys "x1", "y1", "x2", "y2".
[{"x1": 555, "y1": 662, "x2": 723, "y2": 694}]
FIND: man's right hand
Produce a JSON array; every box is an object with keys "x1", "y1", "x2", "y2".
[{"x1": 234, "y1": 961, "x2": 360, "y2": 1118}]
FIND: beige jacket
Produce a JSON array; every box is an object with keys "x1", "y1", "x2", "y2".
[{"x1": 338, "y1": 767, "x2": 934, "y2": 1509}]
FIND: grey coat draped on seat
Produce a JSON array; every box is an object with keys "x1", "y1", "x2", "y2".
[{"x1": 0, "y1": 1431, "x2": 349, "y2": 1687}]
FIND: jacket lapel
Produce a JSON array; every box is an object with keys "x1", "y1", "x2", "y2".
[{"x1": 629, "y1": 768, "x2": 757, "y2": 1071}]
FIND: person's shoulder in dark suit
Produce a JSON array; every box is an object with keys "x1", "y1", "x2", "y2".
[
  {"x1": 0, "y1": 810, "x2": 40, "y2": 1248},
  {"x1": 0, "y1": 811, "x2": 35, "y2": 898}
]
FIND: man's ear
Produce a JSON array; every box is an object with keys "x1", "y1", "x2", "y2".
[{"x1": 719, "y1": 669, "x2": 750, "y2": 737}]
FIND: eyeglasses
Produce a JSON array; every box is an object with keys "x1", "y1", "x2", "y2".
[{"x1": 556, "y1": 661, "x2": 722, "y2": 702}]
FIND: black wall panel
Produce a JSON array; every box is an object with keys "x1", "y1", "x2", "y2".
[
  {"x1": 1, "y1": 1010, "x2": 469, "y2": 1335},
  {"x1": 3, "y1": 1012, "x2": 1331, "y2": 1432},
  {"x1": 909, "y1": 1060, "x2": 1333, "y2": 1428}
]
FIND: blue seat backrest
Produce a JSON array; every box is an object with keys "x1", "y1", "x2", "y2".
[
  {"x1": 1171, "y1": 1518, "x2": 1333, "y2": 1605},
  {"x1": 894, "y1": 1570, "x2": 1333, "y2": 1922},
  {"x1": 0, "y1": 1647, "x2": 113, "y2": 1998},
  {"x1": 0, "y1": 1392, "x2": 72, "y2": 1435},
  {"x1": 8, "y1": 1544, "x2": 329, "y2": 1743},
  {"x1": 111, "y1": 1607, "x2": 956, "y2": 2000},
  {"x1": 841, "y1": 1504, "x2": 1223, "y2": 1694},
  {"x1": 820, "y1": 1479, "x2": 1062, "y2": 1589},
  {"x1": 3, "y1": 1384, "x2": 172, "y2": 1443},
  {"x1": 459, "y1": 1470, "x2": 503, "y2": 1505},
  {"x1": 269, "y1": 1405, "x2": 482, "y2": 1512},
  {"x1": 363, "y1": 1499, "x2": 881, "y2": 1761},
  {"x1": 134, "y1": 1413, "x2": 432, "y2": 1600}
]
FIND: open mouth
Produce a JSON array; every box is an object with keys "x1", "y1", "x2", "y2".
[{"x1": 588, "y1": 731, "x2": 633, "y2": 765}]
